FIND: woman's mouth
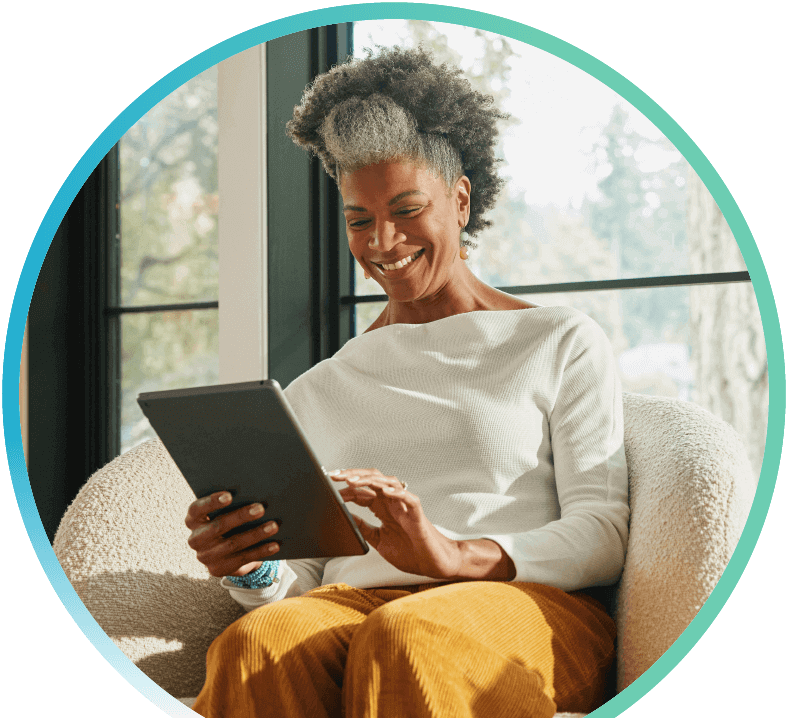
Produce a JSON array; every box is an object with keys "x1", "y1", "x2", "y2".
[{"x1": 373, "y1": 249, "x2": 425, "y2": 273}]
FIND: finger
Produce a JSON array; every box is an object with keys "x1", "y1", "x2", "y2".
[
  {"x1": 340, "y1": 475, "x2": 402, "y2": 491},
  {"x1": 339, "y1": 480, "x2": 403, "y2": 502},
  {"x1": 351, "y1": 514, "x2": 380, "y2": 547},
  {"x1": 382, "y1": 484, "x2": 408, "y2": 495},
  {"x1": 328, "y1": 468, "x2": 384, "y2": 482},
  {"x1": 205, "y1": 540, "x2": 281, "y2": 578},
  {"x1": 185, "y1": 491, "x2": 233, "y2": 528},
  {"x1": 188, "y1": 503, "x2": 273, "y2": 549},
  {"x1": 339, "y1": 486, "x2": 378, "y2": 506},
  {"x1": 227, "y1": 560, "x2": 264, "y2": 578},
  {"x1": 197, "y1": 519, "x2": 280, "y2": 564}
]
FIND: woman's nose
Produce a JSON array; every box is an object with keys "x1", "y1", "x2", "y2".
[{"x1": 370, "y1": 221, "x2": 404, "y2": 251}]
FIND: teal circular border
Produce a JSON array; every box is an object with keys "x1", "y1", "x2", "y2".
[{"x1": 3, "y1": 4, "x2": 783, "y2": 716}]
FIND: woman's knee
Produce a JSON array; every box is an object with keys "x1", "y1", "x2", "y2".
[
  {"x1": 347, "y1": 597, "x2": 432, "y2": 665},
  {"x1": 209, "y1": 598, "x2": 330, "y2": 664}
]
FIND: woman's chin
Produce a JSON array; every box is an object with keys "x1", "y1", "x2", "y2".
[{"x1": 379, "y1": 281, "x2": 426, "y2": 304}]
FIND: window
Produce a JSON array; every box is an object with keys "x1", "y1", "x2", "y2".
[
  {"x1": 346, "y1": 21, "x2": 766, "y2": 477},
  {"x1": 117, "y1": 65, "x2": 220, "y2": 454},
  {"x1": 115, "y1": 27, "x2": 355, "y2": 455}
]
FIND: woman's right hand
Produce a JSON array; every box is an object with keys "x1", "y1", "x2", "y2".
[{"x1": 185, "y1": 491, "x2": 281, "y2": 577}]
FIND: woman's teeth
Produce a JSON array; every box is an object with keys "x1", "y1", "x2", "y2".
[{"x1": 378, "y1": 249, "x2": 424, "y2": 271}]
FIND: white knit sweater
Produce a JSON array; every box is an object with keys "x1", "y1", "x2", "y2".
[{"x1": 222, "y1": 307, "x2": 630, "y2": 611}]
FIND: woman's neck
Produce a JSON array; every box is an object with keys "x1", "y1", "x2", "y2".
[{"x1": 367, "y1": 266, "x2": 536, "y2": 331}]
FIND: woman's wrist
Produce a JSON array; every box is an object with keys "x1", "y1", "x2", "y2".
[
  {"x1": 452, "y1": 539, "x2": 515, "y2": 581},
  {"x1": 226, "y1": 560, "x2": 280, "y2": 589}
]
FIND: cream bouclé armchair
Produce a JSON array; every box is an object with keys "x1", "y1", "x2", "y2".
[{"x1": 52, "y1": 392, "x2": 757, "y2": 715}]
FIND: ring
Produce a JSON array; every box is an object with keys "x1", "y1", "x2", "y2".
[{"x1": 400, "y1": 481, "x2": 408, "y2": 492}]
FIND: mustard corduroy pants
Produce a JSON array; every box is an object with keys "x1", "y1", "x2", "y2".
[{"x1": 191, "y1": 581, "x2": 616, "y2": 718}]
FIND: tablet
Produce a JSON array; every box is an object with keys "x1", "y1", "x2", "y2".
[{"x1": 137, "y1": 379, "x2": 369, "y2": 561}]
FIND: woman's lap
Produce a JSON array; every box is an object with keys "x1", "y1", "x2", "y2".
[{"x1": 191, "y1": 581, "x2": 616, "y2": 718}]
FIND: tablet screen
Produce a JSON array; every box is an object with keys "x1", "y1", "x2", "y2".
[{"x1": 138, "y1": 380, "x2": 368, "y2": 560}]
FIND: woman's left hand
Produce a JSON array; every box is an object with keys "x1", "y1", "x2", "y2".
[{"x1": 330, "y1": 468, "x2": 462, "y2": 580}]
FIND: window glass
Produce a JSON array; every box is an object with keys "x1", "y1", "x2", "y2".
[
  {"x1": 352, "y1": 20, "x2": 746, "y2": 296},
  {"x1": 117, "y1": 64, "x2": 220, "y2": 453},
  {"x1": 120, "y1": 310, "x2": 219, "y2": 453},
  {"x1": 351, "y1": 21, "x2": 765, "y2": 478},
  {"x1": 119, "y1": 65, "x2": 219, "y2": 306}
]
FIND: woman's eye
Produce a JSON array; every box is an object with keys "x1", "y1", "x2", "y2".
[{"x1": 348, "y1": 208, "x2": 420, "y2": 228}]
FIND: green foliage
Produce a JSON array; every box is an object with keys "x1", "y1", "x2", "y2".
[
  {"x1": 118, "y1": 65, "x2": 220, "y2": 452},
  {"x1": 584, "y1": 104, "x2": 689, "y2": 347}
]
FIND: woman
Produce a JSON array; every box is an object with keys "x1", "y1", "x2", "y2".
[{"x1": 188, "y1": 46, "x2": 629, "y2": 718}]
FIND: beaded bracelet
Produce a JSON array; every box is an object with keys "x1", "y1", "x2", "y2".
[{"x1": 226, "y1": 560, "x2": 280, "y2": 589}]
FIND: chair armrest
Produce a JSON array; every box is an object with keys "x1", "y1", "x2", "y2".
[
  {"x1": 616, "y1": 393, "x2": 757, "y2": 691},
  {"x1": 53, "y1": 439, "x2": 244, "y2": 698}
]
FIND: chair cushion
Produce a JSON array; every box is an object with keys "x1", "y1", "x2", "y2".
[
  {"x1": 616, "y1": 393, "x2": 757, "y2": 691},
  {"x1": 53, "y1": 439, "x2": 244, "y2": 699}
]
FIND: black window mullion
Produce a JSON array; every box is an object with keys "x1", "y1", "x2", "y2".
[
  {"x1": 341, "y1": 271, "x2": 753, "y2": 307},
  {"x1": 314, "y1": 23, "x2": 354, "y2": 358},
  {"x1": 333, "y1": 23, "x2": 356, "y2": 351},
  {"x1": 89, "y1": 146, "x2": 121, "y2": 465},
  {"x1": 106, "y1": 300, "x2": 219, "y2": 315},
  {"x1": 105, "y1": 147, "x2": 122, "y2": 464},
  {"x1": 28, "y1": 150, "x2": 120, "y2": 542},
  {"x1": 267, "y1": 25, "x2": 352, "y2": 385},
  {"x1": 79, "y1": 151, "x2": 120, "y2": 480}
]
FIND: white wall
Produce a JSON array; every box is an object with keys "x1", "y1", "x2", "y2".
[{"x1": 217, "y1": 45, "x2": 268, "y2": 383}]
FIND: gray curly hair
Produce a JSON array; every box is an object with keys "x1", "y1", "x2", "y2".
[
  {"x1": 286, "y1": 46, "x2": 508, "y2": 246},
  {"x1": 318, "y1": 93, "x2": 464, "y2": 191}
]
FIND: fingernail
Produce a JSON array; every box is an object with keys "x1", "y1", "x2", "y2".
[
  {"x1": 328, "y1": 469, "x2": 343, "y2": 476},
  {"x1": 263, "y1": 521, "x2": 277, "y2": 534},
  {"x1": 266, "y1": 542, "x2": 279, "y2": 553},
  {"x1": 249, "y1": 504, "x2": 264, "y2": 516},
  {"x1": 190, "y1": 525, "x2": 210, "y2": 539},
  {"x1": 218, "y1": 493, "x2": 232, "y2": 504},
  {"x1": 346, "y1": 476, "x2": 358, "y2": 483}
]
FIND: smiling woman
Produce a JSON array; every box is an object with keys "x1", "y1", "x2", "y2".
[{"x1": 188, "y1": 45, "x2": 629, "y2": 718}]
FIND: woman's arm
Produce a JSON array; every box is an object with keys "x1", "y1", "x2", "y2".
[
  {"x1": 453, "y1": 538, "x2": 516, "y2": 580},
  {"x1": 481, "y1": 314, "x2": 629, "y2": 590}
]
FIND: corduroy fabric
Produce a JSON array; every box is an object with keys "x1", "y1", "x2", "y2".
[{"x1": 191, "y1": 581, "x2": 616, "y2": 718}]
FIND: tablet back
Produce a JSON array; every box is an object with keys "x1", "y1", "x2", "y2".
[{"x1": 137, "y1": 380, "x2": 368, "y2": 560}]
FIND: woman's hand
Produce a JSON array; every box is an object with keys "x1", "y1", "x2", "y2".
[
  {"x1": 330, "y1": 469, "x2": 463, "y2": 580},
  {"x1": 185, "y1": 492, "x2": 281, "y2": 577}
]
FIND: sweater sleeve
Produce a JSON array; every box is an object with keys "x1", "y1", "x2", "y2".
[
  {"x1": 219, "y1": 558, "x2": 329, "y2": 612},
  {"x1": 483, "y1": 314, "x2": 629, "y2": 591}
]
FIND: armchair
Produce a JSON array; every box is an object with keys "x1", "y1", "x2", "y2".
[{"x1": 52, "y1": 393, "x2": 757, "y2": 715}]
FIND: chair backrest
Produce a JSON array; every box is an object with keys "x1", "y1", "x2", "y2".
[
  {"x1": 616, "y1": 393, "x2": 757, "y2": 691},
  {"x1": 53, "y1": 438, "x2": 244, "y2": 699}
]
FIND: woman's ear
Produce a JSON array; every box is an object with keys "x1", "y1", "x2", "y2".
[{"x1": 455, "y1": 175, "x2": 471, "y2": 228}]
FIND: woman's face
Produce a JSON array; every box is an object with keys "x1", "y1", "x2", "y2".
[{"x1": 340, "y1": 161, "x2": 471, "y2": 304}]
